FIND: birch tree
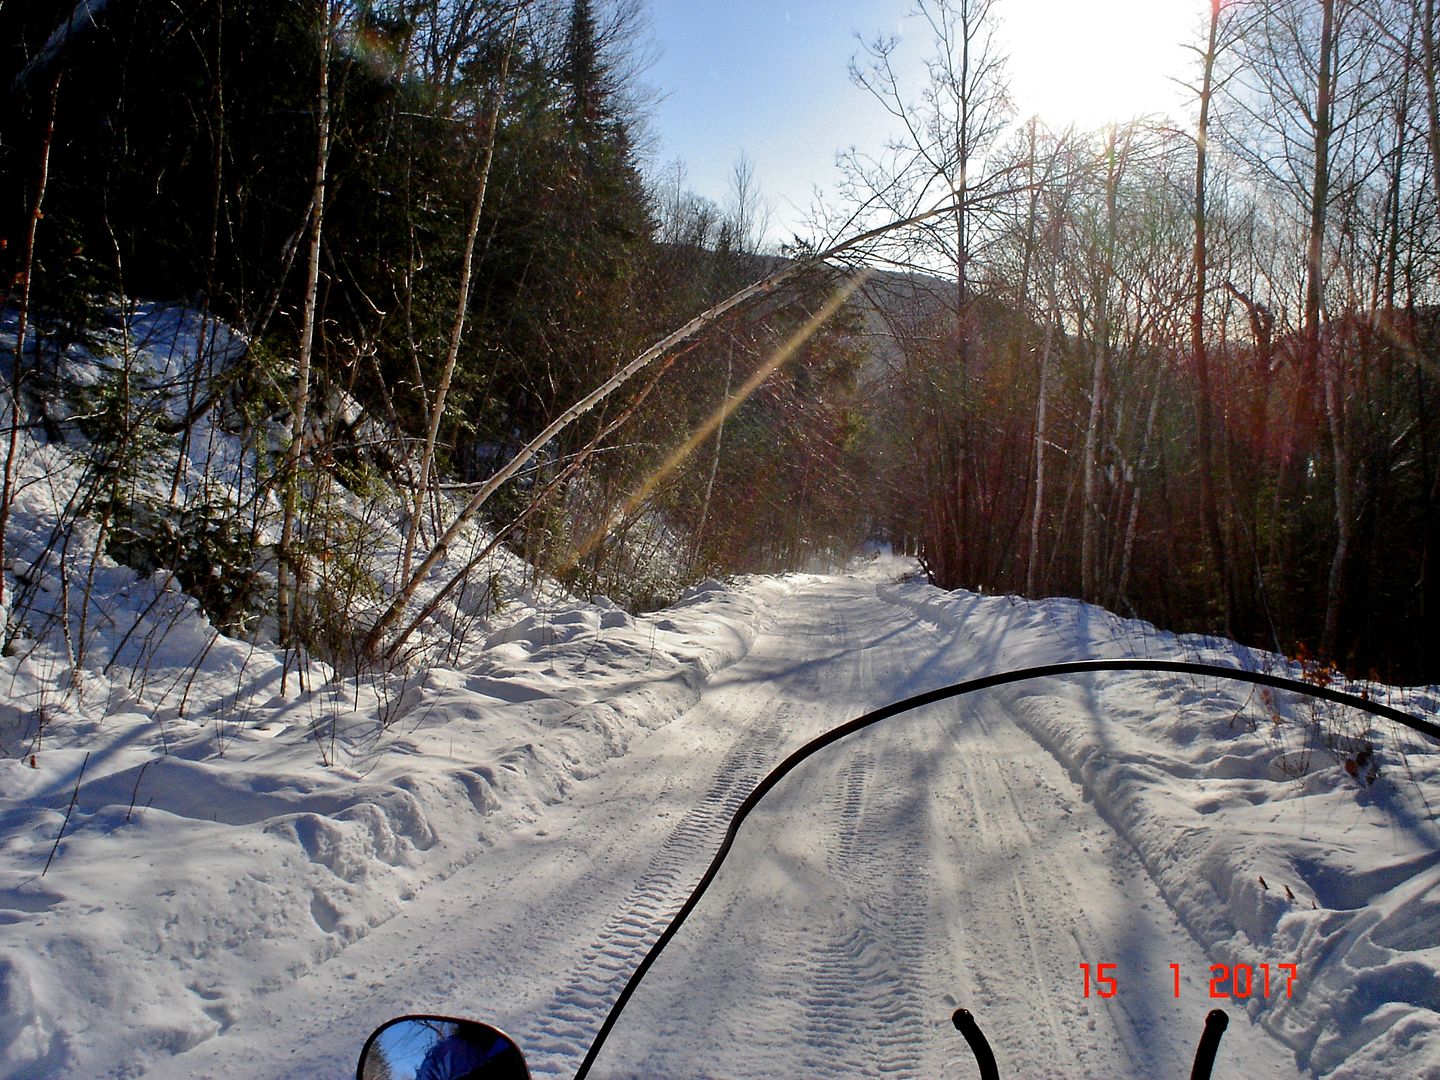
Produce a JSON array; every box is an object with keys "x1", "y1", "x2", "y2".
[
  {"x1": 1187, "y1": 0, "x2": 1240, "y2": 635},
  {"x1": 1080, "y1": 126, "x2": 1123, "y2": 602},
  {"x1": 401, "y1": 2, "x2": 523, "y2": 583},
  {"x1": 277, "y1": 0, "x2": 337, "y2": 647}
]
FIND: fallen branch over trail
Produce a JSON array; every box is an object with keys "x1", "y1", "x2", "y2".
[{"x1": 362, "y1": 197, "x2": 969, "y2": 660}]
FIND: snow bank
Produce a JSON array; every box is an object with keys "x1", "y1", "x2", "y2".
[
  {"x1": 0, "y1": 573, "x2": 789, "y2": 1078},
  {"x1": 0, "y1": 299, "x2": 804, "y2": 1077}
]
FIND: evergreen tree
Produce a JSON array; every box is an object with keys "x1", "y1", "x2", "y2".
[{"x1": 564, "y1": 0, "x2": 605, "y2": 133}]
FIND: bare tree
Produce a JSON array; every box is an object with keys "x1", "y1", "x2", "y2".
[
  {"x1": 1, "y1": 25, "x2": 68, "y2": 617},
  {"x1": 277, "y1": 0, "x2": 339, "y2": 649},
  {"x1": 1419, "y1": 0, "x2": 1440, "y2": 233},
  {"x1": 844, "y1": 0, "x2": 1013, "y2": 587},
  {"x1": 690, "y1": 155, "x2": 769, "y2": 571},
  {"x1": 1224, "y1": 0, "x2": 1393, "y2": 657},
  {"x1": 1080, "y1": 126, "x2": 1123, "y2": 601},
  {"x1": 360, "y1": 192, "x2": 982, "y2": 658},
  {"x1": 725, "y1": 151, "x2": 772, "y2": 255},
  {"x1": 1188, "y1": 0, "x2": 1241, "y2": 634},
  {"x1": 1019, "y1": 123, "x2": 1082, "y2": 596},
  {"x1": 401, "y1": 2, "x2": 524, "y2": 583},
  {"x1": 847, "y1": 0, "x2": 1012, "y2": 296}
]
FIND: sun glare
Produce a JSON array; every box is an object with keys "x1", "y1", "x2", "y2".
[
  {"x1": 1000, "y1": 0, "x2": 1201, "y2": 128},
  {"x1": 563, "y1": 271, "x2": 872, "y2": 576}
]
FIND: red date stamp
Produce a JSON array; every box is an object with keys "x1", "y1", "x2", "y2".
[{"x1": 1080, "y1": 962, "x2": 1298, "y2": 999}]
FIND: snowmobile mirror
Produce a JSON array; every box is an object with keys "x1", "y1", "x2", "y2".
[{"x1": 357, "y1": 1015, "x2": 531, "y2": 1080}]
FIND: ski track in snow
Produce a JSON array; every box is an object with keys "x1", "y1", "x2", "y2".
[
  {"x1": 569, "y1": 579, "x2": 1310, "y2": 1079},
  {"x1": 48, "y1": 572, "x2": 1435, "y2": 1078}
]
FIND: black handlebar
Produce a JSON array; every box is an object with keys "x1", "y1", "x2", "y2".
[
  {"x1": 1190, "y1": 1008, "x2": 1230, "y2": 1080},
  {"x1": 572, "y1": 659, "x2": 1435, "y2": 1078},
  {"x1": 954, "y1": 1005, "x2": 1230, "y2": 1079},
  {"x1": 952, "y1": 1008, "x2": 999, "y2": 1080}
]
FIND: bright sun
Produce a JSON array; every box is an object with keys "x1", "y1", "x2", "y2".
[{"x1": 1000, "y1": 0, "x2": 1203, "y2": 128}]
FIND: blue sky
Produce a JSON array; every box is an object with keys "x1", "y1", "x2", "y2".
[
  {"x1": 644, "y1": 0, "x2": 1203, "y2": 244},
  {"x1": 645, "y1": 0, "x2": 912, "y2": 240}
]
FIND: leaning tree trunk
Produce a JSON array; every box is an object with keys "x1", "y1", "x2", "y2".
[{"x1": 361, "y1": 194, "x2": 977, "y2": 659}]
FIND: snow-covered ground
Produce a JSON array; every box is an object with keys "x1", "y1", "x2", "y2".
[
  {"x1": 3, "y1": 556, "x2": 1438, "y2": 1078},
  {"x1": 2, "y1": 306, "x2": 1438, "y2": 1078}
]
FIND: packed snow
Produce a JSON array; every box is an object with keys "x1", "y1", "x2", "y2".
[
  {"x1": 4, "y1": 564, "x2": 1438, "y2": 1078},
  {"x1": 1, "y1": 306, "x2": 1438, "y2": 1078}
]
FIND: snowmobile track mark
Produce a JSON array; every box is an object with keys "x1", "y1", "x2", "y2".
[
  {"x1": 523, "y1": 715, "x2": 788, "y2": 1076},
  {"x1": 828, "y1": 750, "x2": 871, "y2": 869},
  {"x1": 797, "y1": 748, "x2": 931, "y2": 1078}
]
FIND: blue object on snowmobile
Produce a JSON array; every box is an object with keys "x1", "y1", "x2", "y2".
[{"x1": 356, "y1": 1015, "x2": 529, "y2": 1080}]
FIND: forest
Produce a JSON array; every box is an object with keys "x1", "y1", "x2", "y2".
[{"x1": 2, "y1": 0, "x2": 1438, "y2": 683}]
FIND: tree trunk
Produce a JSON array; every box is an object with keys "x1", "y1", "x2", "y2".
[
  {"x1": 1320, "y1": 346, "x2": 1354, "y2": 658},
  {"x1": 1306, "y1": 0, "x2": 1336, "y2": 367},
  {"x1": 691, "y1": 348, "x2": 732, "y2": 572},
  {"x1": 1192, "y1": 0, "x2": 1238, "y2": 636},
  {"x1": 1421, "y1": 0, "x2": 1440, "y2": 235},
  {"x1": 277, "y1": 1, "x2": 334, "y2": 650},
  {"x1": 1082, "y1": 129, "x2": 1120, "y2": 601},
  {"x1": 1117, "y1": 354, "x2": 1165, "y2": 605},
  {"x1": 402, "y1": 4, "x2": 522, "y2": 582},
  {"x1": 1310, "y1": 0, "x2": 1348, "y2": 657},
  {"x1": 1027, "y1": 315, "x2": 1054, "y2": 596},
  {"x1": 0, "y1": 70, "x2": 62, "y2": 618}
]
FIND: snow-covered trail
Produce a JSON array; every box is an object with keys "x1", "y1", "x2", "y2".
[
  {"x1": 150, "y1": 575, "x2": 1304, "y2": 1078},
  {"x1": 597, "y1": 690, "x2": 1302, "y2": 1079}
]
